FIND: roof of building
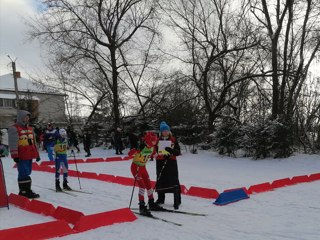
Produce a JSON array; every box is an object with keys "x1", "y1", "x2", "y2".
[{"x1": 0, "y1": 73, "x2": 64, "y2": 95}]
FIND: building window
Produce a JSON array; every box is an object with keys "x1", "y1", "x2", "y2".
[{"x1": 0, "y1": 98, "x2": 16, "y2": 108}]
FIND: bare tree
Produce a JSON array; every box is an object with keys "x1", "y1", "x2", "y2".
[
  {"x1": 28, "y1": 0, "x2": 159, "y2": 126},
  {"x1": 249, "y1": 0, "x2": 320, "y2": 121},
  {"x1": 161, "y1": 0, "x2": 266, "y2": 130}
]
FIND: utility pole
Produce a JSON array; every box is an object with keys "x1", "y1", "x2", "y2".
[{"x1": 7, "y1": 55, "x2": 19, "y2": 111}]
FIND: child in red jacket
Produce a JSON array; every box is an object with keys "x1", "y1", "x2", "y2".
[{"x1": 130, "y1": 131, "x2": 163, "y2": 216}]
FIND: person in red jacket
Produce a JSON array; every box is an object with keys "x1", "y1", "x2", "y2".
[
  {"x1": 155, "y1": 121, "x2": 181, "y2": 209},
  {"x1": 8, "y1": 110, "x2": 41, "y2": 198}
]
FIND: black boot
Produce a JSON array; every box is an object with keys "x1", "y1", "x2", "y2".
[
  {"x1": 148, "y1": 199, "x2": 164, "y2": 211},
  {"x1": 156, "y1": 193, "x2": 165, "y2": 204},
  {"x1": 63, "y1": 179, "x2": 72, "y2": 190},
  {"x1": 18, "y1": 177, "x2": 40, "y2": 199},
  {"x1": 139, "y1": 201, "x2": 151, "y2": 216},
  {"x1": 56, "y1": 179, "x2": 62, "y2": 192}
]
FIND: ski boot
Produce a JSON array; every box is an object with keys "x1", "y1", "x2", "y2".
[
  {"x1": 139, "y1": 201, "x2": 152, "y2": 216},
  {"x1": 63, "y1": 179, "x2": 72, "y2": 190},
  {"x1": 55, "y1": 179, "x2": 62, "y2": 192},
  {"x1": 19, "y1": 189, "x2": 40, "y2": 199},
  {"x1": 148, "y1": 199, "x2": 164, "y2": 211},
  {"x1": 18, "y1": 177, "x2": 40, "y2": 198}
]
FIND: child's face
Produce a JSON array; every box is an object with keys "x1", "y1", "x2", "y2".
[{"x1": 161, "y1": 130, "x2": 170, "y2": 137}]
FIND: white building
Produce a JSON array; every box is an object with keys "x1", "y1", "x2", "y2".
[{"x1": 0, "y1": 73, "x2": 67, "y2": 128}]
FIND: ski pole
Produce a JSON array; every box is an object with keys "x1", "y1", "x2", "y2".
[
  {"x1": 153, "y1": 157, "x2": 168, "y2": 191},
  {"x1": 129, "y1": 166, "x2": 140, "y2": 209},
  {"x1": 71, "y1": 149, "x2": 82, "y2": 189}
]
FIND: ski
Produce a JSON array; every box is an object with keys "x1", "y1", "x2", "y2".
[
  {"x1": 131, "y1": 207, "x2": 206, "y2": 216},
  {"x1": 33, "y1": 184, "x2": 77, "y2": 197},
  {"x1": 49, "y1": 188, "x2": 78, "y2": 197},
  {"x1": 132, "y1": 211, "x2": 182, "y2": 226},
  {"x1": 64, "y1": 189, "x2": 92, "y2": 194}
]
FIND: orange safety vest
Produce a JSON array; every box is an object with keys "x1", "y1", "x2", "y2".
[{"x1": 14, "y1": 124, "x2": 39, "y2": 160}]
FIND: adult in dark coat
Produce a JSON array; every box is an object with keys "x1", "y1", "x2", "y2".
[
  {"x1": 114, "y1": 127, "x2": 123, "y2": 155},
  {"x1": 127, "y1": 131, "x2": 139, "y2": 150},
  {"x1": 155, "y1": 121, "x2": 181, "y2": 209},
  {"x1": 83, "y1": 129, "x2": 92, "y2": 157},
  {"x1": 68, "y1": 127, "x2": 80, "y2": 153}
]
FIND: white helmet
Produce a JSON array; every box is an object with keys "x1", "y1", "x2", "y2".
[{"x1": 59, "y1": 128, "x2": 67, "y2": 137}]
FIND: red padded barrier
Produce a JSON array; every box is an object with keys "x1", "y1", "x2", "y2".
[
  {"x1": 0, "y1": 159, "x2": 8, "y2": 208},
  {"x1": 247, "y1": 182, "x2": 273, "y2": 194},
  {"x1": 25, "y1": 199, "x2": 56, "y2": 216},
  {"x1": 67, "y1": 170, "x2": 79, "y2": 177},
  {"x1": 309, "y1": 173, "x2": 320, "y2": 181},
  {"x1": 80, "y1": 172, "x2": 99, "y2": 180},
  {"x1": 97, "y1": 174, "x2": 115, "y2": 182},
  {"x1": 73, "y1": 208, "x2": 137, "y2": 232},
  {"x1": 271, "y1": 178, "x2": 292, "y2": 188},
  {"x1": 40, "y1": 161, "x2": 54, "y2": 166},
  {"x1": 53, "y1": 206, "x2": 85, "y2": 225},
  {"x1": 122, "y1": 156, "x2": 133, "y2": 160},
  {"x1": 8, "y1": 193, "x2": 30, "y2": 209},
  {"x1": 187, "y1": 186, "x2": 219, "y2": 199},
  {"x1": 85, "y1": 158, "x2": 105, "y2": 163},
  {"x1": 180, "y1": 185, "x2": 188, "y2": 194},
  {"x1": 68, "y1": 159, "x2": 85, "y2": 164},
  {"x1": 105, "y1": 157, "x2": 123, "y2": 162},
  {"x1": 113, "y1": 176, "x2": 135, "y2": 186},
  {"x1": 31, "y1": 163, "x2": 41, "y2": 170},
  {"x1": 291, "y1": 175, "x2": 310, "y2": 184},
  {"x1": 0, "y1": 220, "x2": 74, "y2": 240}
]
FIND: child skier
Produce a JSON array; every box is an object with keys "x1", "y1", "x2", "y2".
[
  {"x1": 130, "y1": 131, "x2": 163, "y2": 216},
  {"x1": 54, "y1": 128, "x2": 72, "y2": 191}
]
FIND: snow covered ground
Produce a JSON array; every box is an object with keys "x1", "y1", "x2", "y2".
[{"x1": 1, "y1": 145, "x2": 320, "y2": 240}]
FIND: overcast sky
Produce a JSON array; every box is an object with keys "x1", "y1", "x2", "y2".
[{"x1": 0, "y1": 0, "x2": 47, "y2": 78}]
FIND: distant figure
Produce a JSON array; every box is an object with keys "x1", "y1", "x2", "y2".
[
  {"x1": 44, "y1": 123, "x2": 57, "y2": 161},
  {"x1": 83, "y1": 128, "x2": 92, "y2": 157},
  {"x1": 54, "y1": 128, "x2": 72, "y2": 191},
  {"x1": 127, "y1": 131, "x2": 139, "y2": 150},
  {"x1": 155, "y1": 121, "x2": 181, "y2": 209},
  {"x1": 8, "y1": 110, "x2": 41, "y2": 198},
  {"x1": 114, "y1": 127, "x2": 123, "y2": 155},
  {"x1": 68, "y1": 127, "x2": 80, "y2": 153}
]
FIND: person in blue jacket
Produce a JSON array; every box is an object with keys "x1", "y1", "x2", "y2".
[{"x1": 43, "y1": 123, "x2": 57, "y2": 161}]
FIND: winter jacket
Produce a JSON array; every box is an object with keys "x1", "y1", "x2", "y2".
[
  {"x1": 8, "y1": 110, "x2": 39, "y2": 160},
  {"x1": 44, "y1": 129, "x2": 57, "y2": 148},
  {"x1": 155, "y1": 135, "x2": 181, "y2": 193},
  {"x1": 156, "y1": 136, "x2": 181, "y2": 161}
]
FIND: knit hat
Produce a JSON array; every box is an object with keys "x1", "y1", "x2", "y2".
[
  {"x1": 159, "y1": 121, "x2": 170, "y2": 132},
  {"x1": 59, "y1": 128, "x2": 67, "y2": 138}
]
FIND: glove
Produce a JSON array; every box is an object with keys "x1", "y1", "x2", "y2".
[
  {"x1": 14, "y1": 158, "x2": 20, "y2": 163},
  {"x1": 165, "y1": 147, "x2": 174, "y2": 155},
  {"x1": 36, "y1": 157, "x2": 41, "y2": 162}
]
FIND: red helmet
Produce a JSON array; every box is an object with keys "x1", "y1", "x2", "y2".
[{"x1": 143, "y1": 131, "x2": 158, "y2": 148}]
